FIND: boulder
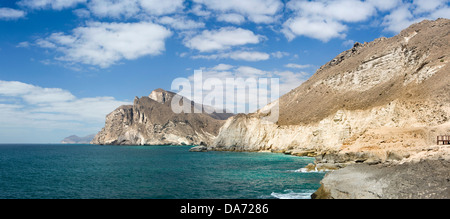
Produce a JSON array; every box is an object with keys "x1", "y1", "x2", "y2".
[{"x1": 189, "y1": 146, "x2": 208, "y2": 152}]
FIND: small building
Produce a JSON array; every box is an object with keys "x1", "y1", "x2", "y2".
[{"x1": 437, "y1": 135, "x2": 450, "y2": 145}]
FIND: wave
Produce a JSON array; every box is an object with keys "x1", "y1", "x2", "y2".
[
  {"x1": 286, "y1": 168, "x2": 327, "y2": 173},
  {"x1": 270, "y1": 189, "x2": 315, "y2": 199}
]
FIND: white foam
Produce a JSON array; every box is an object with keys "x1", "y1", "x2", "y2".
[
  {"x1": 270, "y1": 189, "x2": 314, "y2": 199},
  {"x1": 287, "y1": 168, "x2": 326, "y2": 173}
]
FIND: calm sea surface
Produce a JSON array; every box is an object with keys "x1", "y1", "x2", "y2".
[{"x1": 0, "y1": 144, "x2": 325, "y2": 199}]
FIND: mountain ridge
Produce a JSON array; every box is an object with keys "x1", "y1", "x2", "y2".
[
  {"x1": 210, "y1": 18, "x2": 450, "y2": 165},
  {"x1": 91, "y1": 88, "x2": 233, "y2": 146}
]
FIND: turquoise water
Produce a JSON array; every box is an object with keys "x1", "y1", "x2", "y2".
[{"x1": 0, "y1": 144, "x2": 325, "y2": 199}]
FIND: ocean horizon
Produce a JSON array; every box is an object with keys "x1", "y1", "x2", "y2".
[{"x1": 0, "y1": 144, "x2": 324, "y2": 199}]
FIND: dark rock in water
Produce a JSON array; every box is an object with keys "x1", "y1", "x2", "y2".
[{"x1": 189, "y1": 146, "x2": 208, "y2": 152}]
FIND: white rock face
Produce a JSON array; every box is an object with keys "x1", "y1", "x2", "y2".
[
  {"x1": 92, "y1": 89, "x2": 229, "y2": 146},
  {"x1": 212, "y1": 100, "x2": 449, "y2": 157}
]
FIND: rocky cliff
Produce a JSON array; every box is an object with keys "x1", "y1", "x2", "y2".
[
  {"x1": 92, "y1": 89, "x2": 233, "y2": 146},
  {"x1": 312, "y1": 159, "x2": 450, "y2": 199},
  {"x1": 210, "y1": 19, "x2": 450, "y2": 165}
]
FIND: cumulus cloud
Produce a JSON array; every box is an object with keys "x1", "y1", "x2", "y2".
[
  {"x1": 283, "y1": 0, "x2": 377, "y2": 42},
  {"x1": 184, "y1": 27, "x2": 263, "y2": 52},
  {"x1": 158, "y1": 16, "x2": 205, "y2": 30},
  {"x1": 283, "y1": 16, "x2": 348, "y2": 42},
  {"x1": 0, "y1": 80, "x2": 130, "y2": 129},
  {"x1": 192, "y1": 51, "x2": 270, "y2": 62},
  {"x1": 382, "y1": 0, "x2": 450, "y2": 33},
  {"x1": 0, "y1": 8, "x2": 26, "y2": 20},
  {"x1": 217, "y1": 13, "x2": 246, "y2": 24},
  {"x1": 285, "y1": 63, "x2": 311, "y2": 69},
  {"x1": 184, "y1": 65, "x2": 308, "y2": 113},
  {"x1": 193, "y1": 0, "x2": 282, "y2": 23},
  {"x1": 18, "y1": 0, "x2": 86, "y2": 10},
  {"x1": 367, "y1": 0, "x2": 402, "y2": 11},
  {"x1": 86, "y1": 0, "x2": 185, "y2": 18},
  {"x1": 139, "y1": 0, "x2": 185, "y2": 16},
  {"x1": 87, "y1": 0, "x2": 139, "y2": 18},
  {"x1": 37, "y1": 21, "x2": 172, "y2": 68}
]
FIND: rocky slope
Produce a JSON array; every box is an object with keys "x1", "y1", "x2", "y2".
[
  {"x1": 210, "y1": 19, "x2": 450, "y2": 166},
  {"x1": 91, "y1": 89, "x2": 233, "y2": 146},
  {"x1": 312, "y1": 158, "x2": 450, "y2": 199}
]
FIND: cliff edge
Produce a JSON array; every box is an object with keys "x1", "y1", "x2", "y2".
[
  {"x1": 211, "y1": 19, "x2": 450, "y2": 167},
  {"x1": 91, "y1": 89, "x2": 232, "y2": 146}
]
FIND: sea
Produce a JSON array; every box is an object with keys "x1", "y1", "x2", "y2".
[{"x1": 0, "y1": 144, "x2": 325, "y2": 199}]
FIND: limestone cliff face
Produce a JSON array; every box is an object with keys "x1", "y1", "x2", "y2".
[
  {"x1": 211, "y1": 19, "x2": 450, "y2": 163},
  {"x1": 92, "y1": 89, "x2": 232, "y2": 146}
]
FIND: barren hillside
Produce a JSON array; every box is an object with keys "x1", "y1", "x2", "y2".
[{"x1": 211, "y1": 19, "x2": 450, "y2": 165}]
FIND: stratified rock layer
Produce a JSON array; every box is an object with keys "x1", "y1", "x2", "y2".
[{"x1": 210, "y1": 19, "x2": 450, "y2": 164}]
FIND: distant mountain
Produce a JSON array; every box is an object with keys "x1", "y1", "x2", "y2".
[{"x1": 61, "y1": 134, "x2": 96, "y2": 144}]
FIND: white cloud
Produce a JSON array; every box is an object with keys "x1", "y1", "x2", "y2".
[
  {"x1": 0, "y1": 8, "x2": 26, "y2": 20},
  {"x1": 283, "y1": 16, "x2": 348, "y2": 42},
  {"x1": 190, "y1": 4, "x2": 211, "y2": 17},
  {"x1": 192, "y1": 51, "x2": 270, "y2": 62},
  {"x1": 413, "y1": 0, "x2": 448, "y2": 14},
  {"x1": 342, "y1": 39, "x2": 355, "y2": 48},
  {"x1": 382, "y1": 5, "x2": 416, "y2": 33},
  {"x1": 228, "y1": 51, "x2": 270, "y2": 61},
  {"x1": 217, "y1": 13, "x2": 246, "y2": 24},
  {"x1": 87, "y1": 0, "x2": 140, "y2": 18},
  {"x1": 283, "y1": 0, "x2": 378, "y2": 42},
  {"x1": 139, "y1": 0, "x2": 185, "y2": 16},
  {"x1": 185, "y1": 27, "x2": 263, "y2": 52},
  {"x1": 158, "y1": 16, "x2": 205, "y2": 30},
  {"x1": 18, "y1": 0, "x2": 86, "y2": 10},
  {"x1": 283, "y1": 0, "x2": 438, "y2": 42},
  {"x1": 271, "y1": 51, "x2": 290, "y2": 59},
  {"x1": 431, "y1": 6, "x2": 450, "y2": 18},
  {"x1": 0, "y1": 81, "x2": 36, "y2": 96},
  {"x1": 285, "y1": 63, "x2": 311, "y2": 69},
  {"x1": 185, "y1": 65, "x2": 308, "y2": 113},
  {"x1": 17, "y1": 41, "x2": 31, "y2": 48},
  {"x1": 211, "y1": 64, "x2": 234, "y2": 71},
  {"x1": 367, "y1": 0, "x2": 402, "y2": 11},
  {"x1": 0, "y1": 80, "x2": 129, "y2": 121},
  {"x1": 381, "y1": 0, "x2": 450, "y2": 33},
  {"x1": 0, "y1": 80, "x2": 130, "y2": 134},
  {"x1": 193, "y1": 0, "x2": 282, "y2": 23},
  {"x1": 286, "y1": 0, "x2": 376, "y2": 23},
  {"x1": 86, "y1": 0, "x2": 184, "y2": 18},
  {"x1": 37, "y1": 21, "x2": 172, "y2": 68}
]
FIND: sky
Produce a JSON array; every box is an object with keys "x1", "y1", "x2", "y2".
[{"x1": 0, "y1": 0, "x2": 449, "y2": 143}]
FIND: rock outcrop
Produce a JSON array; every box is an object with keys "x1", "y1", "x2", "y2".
[
  {"x1": 312, "y1": 158, "x2": 450, "y2": 199},
  {"x1": 91, "y1": 89, "x2": 233, "y2": 146},
  {"x1": 210, "y1": 19, "x2": 450, "y2": 166}
]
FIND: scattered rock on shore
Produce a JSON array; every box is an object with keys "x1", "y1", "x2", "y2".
[
  {"x1": 189, "y1": 146, "x2": 208, "y2": 152},
  {"x1": 312, "y1": 159, "x2": 450, "y2": 199}
]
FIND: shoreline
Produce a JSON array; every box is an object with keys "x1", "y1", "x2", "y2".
[
  {"x1": 312, "y1": 158, "x2": 450, "y2": 199},
  {"x1": 208, "y1": 145, "x2": 450, "y2": 199},
  {"x1": 89, "y1": 143, "x2": 450, "y2": 199}
]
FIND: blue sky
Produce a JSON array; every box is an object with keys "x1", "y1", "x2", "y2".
[{"x1": 0, "y1": 0, "x2": 449, "y2": 143}]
